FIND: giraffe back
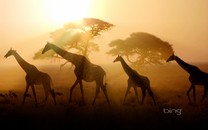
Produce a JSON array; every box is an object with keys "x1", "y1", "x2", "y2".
[
  {"x1": 75, "y1": 62, "x2": 106, "y2": 83},
  {"x1": 130, "y1": 70, "x2": 150, "y2": 87}
]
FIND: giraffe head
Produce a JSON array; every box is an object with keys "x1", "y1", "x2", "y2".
[
  {"x1": 113, "y1": 55, "x2": 122, "y2": 63},
  {"x1": 166, "y1": 54, "x2": 176, "y2": 62},
  {"x1": 42, "y1": 42, "x2": 51, "y2": 54},
  {"x1": 4, "y1": 48, "x2": 16, "y2": 58}
]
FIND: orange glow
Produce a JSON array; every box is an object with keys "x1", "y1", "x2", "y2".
[{"x1": 43, "y1": 0, "x2": 92, "y2": 26}]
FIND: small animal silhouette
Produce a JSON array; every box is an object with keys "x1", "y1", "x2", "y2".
[
  {"x1": 55, "y1": 92, "x2": 63, "y2": 96},
  {"x1": 0, "y1": 93, "x2": 5, "y2": 97},
  {"x1": 8, "y1": 90, "x2": 18, "y2": 98}
]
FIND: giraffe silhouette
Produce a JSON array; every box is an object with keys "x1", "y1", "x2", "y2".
[
  {"x1": 167, "y1": 54, "x2": 208, "y2": 103},
  {"x1": 42, "y1": 42, "x2": 110, "y2": 105},
  {"x1": 4, "y1": 48, "x2": 56, "y2": 106},
  {"x1": 113, "y1": 55, "x2": 156, "y2": 105}
]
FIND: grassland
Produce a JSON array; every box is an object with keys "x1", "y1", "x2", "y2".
[{"x1": 1, "y1": 63, "x2": 208, "y2": 129}]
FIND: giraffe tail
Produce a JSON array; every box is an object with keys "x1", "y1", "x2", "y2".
[
  {"x1": 103, "y1": 73, "x2": 107, "y2": 86},
  {"x1": 147, "y1": 89, "x2": 154, "y2": 97},
  {"x1": 147, "y1": 86, "x2": 156, "y2": 105},
  {"x1": 146, "y1": 78, "x2": 154, "y2": 96}
]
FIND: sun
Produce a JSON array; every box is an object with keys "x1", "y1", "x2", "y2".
[{"x1": 44, "y1": 0, "x2": 92, "y2": 26}]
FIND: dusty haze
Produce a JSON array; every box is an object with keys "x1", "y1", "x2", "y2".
[
  {"x1": 1, "y1": 1, "x2": 208, "y2": 129},
  {"x1": 1, "y1": 0, "x2": 208, "y2": 66}
]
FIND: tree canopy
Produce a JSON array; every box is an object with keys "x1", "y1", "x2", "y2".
[
  {"x1": 33, "y1": 18, "x2": 114, "y2": 60},
  {"x1": 107, "y1": 32, "x2": 174, "y2": 67}
]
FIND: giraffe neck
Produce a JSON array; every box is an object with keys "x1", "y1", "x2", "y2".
[
  {"x1": 49, "y1": 44, "x2": 85, "y2": 66},
  {"x1": 119, "y1": 57, "x2": 135, "y2": 77},
  {"x1": 175, "y1": 56, "x2": 200, "y2": 74},
  {"x1": 13, "y1": 52, "x2": 37, "y2": 73}
]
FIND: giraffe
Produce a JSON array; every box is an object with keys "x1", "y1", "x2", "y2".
[
  {"x1": 167, "y1": 54, "x2": 208, "y2": 103},
  {"x1": 4, "y1": 48, "x2": 57, "y2": 106},
  {"x1": 42, "y1": 42, "x2": 110, "y2": 105},
  {"x1": 113, "y1": 55, "x2": 156, "y2": 105}
]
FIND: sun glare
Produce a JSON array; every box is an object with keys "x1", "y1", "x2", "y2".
[{"x1": 44, "y1": 0, "x2": 92, "y2": 27}]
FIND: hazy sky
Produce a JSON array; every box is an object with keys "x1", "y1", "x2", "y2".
[{"x1": 1, "y1": 0, "x2": 208, "y2": 66}]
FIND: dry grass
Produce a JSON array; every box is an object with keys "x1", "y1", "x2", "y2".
[{"x1": 0, "y1": 63, "x2": 208, "y2": 129}]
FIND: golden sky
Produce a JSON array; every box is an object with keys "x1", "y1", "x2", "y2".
[{"x1": 1, "y1": 0, "x2": 208, "y2": 66}]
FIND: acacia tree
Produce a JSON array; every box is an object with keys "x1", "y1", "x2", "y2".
[
  {"x1": 33, "y1": 18, "x2": 114, "y2": 63},
  {"x1": 107, "y1": 32, "x2": 174, "y2": 67}
]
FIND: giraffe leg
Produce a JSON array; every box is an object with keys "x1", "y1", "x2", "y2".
[
  {"x1": 79, "y1": 80, "x2": 85, "y2": 104},
  {"x1": 22, "y1": 83, "x2": 29, "y2": 104},
  {"x1": 44, "y1": 91, "x2": 49, "y2": 105},
  {"x1": 147, "y1": 88, "x2": 156, "y2": 105},
  {"x1": 92, "y1": 84, "x2": 100, "y2": 105},
  {"x1": 42, "y1": 85, "x2": 49, "y2": 105},
  {"x1": 50, "y1": 89, "x2": 56, "y2": 105},
  {"x1": 141, "y1": 88, "x2": 146, "y2": 105},
  {"x1": 193, "y1": 85, "x2": 196, "y2": 102},
  {"x1": 69, "y1": 79, "x2": 79, "y2": 103},
  {"x1": 201, "y1": 85, "x2": 208, "y2": 103},
  {"x1": 31, "y1": 85, "x2": 38, "y2": 106},
  {"x1": 101, "y1": 84, "x2": 110, "y2": 104},
  {"x1": 123, "y1": 79, "x2": 131, "y2": 105},
  {"x1": 186, "y1": 84, "x2": 194, "y2": 102},
  {"x1": 133, "y1": 86, "x2": 139, "y2": 104}
]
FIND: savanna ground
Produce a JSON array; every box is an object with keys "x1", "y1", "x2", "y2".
[{"x1": 0, "y1": 63, "x2": 208, "y2": 129}]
